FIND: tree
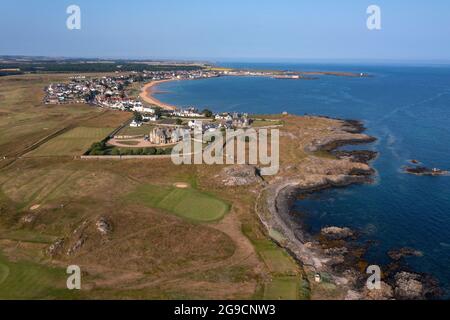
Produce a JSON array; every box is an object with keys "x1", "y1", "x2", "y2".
[
  {"x1": 175, "y1": 118, "x2": 183, "y2": 125},
  {"x1": 202, "y1": 109, "x2": 213, "y2": 118},
  {"x1": 153, "y1": 107, "x2": 163, "y2": 118},
  {"x1": 135, "y1": 148, "x2": 144, "y2": 155},
  {"x1": 133, "y1": 111, "x2": 143, "y2": 122},
  {"x1": 111, "y1": 148, "x2": 121, "y2": 156}
]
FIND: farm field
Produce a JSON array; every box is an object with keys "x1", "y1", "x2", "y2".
[
  {"x1": 126, "y1": 184, "x2": 230, "y2": 222},
  {"x1": 0, "y1": 74, "x2": 131, "y2": 160},
  {"x1": 28, "y1": 127, "x2": 113, "y2": 157}
]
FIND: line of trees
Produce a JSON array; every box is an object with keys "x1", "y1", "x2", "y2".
[{"x1": 87, "y1": 141, "x2": 172, "y2": 156}]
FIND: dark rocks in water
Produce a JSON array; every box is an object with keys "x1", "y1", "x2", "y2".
[
  {"x1": 393, "y1": 271, "x2": 442, "y2": 300},
  {"x1": 342, "y1": 120, "x2": 366, "y2": 133},
  {"x1": 334, "y1": 150, "x2": 378, "y2": 164},
  {"x1": 349, "y1": 167, "x2": 376, "y2": 177},
  {"x1": 321, "y1": 226, "x2": 354, "y2": 240},
  {"x1": 388, "y1": 247, "x2": 423, "y2": 261},
  {"x1": 410, "y1": 159, "x2": 420, "y2": 164},
  {"x1": 404, "y1": 166, "x2": 448, "y2": 176}
]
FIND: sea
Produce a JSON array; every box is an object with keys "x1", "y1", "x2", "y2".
[{"x1": 153, "y1": 62, "x2": 450, "y2": 296}]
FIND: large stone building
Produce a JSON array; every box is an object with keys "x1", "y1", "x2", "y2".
[{"x1": 149, "y1": 127, "x2": 186, "y2": 145}]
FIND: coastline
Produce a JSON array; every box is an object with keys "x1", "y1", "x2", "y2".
[
  {"x1": 257, "y1": 118, "x2": 442, "y2": 299},
  {"x1": 136, "y1": 76, "x2": 442, "y2": 299},
  {"x1": 138, "y1": 70, "x2": 368, "y2": 111},
  {"x1": 139, "y1": 80, "x2": 178, "y2": 110},
  {"x1": 256, "y1": 119, "x2": 379, "y2": 299}
]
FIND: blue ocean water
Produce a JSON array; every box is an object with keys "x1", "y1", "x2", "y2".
[{"x1": 155, "y1": 63, "x2": 450, "y2": 295}]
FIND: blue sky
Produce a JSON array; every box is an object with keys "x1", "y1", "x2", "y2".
[{"x1": 1, "y1": 0, "x2": 449, "y2": 62}]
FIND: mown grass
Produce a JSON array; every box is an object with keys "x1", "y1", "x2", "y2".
[
  {"x1": 263, "y1": 276, "x2": 300, "y2": 300},
  {"x1": 117, "y1": 124, "x2": 155, "y2": 136},
  {"x1": 0, "y1": 253, "x2": 81, "y2": 300},
  {"x1": 126, "y1": 184, "x2": 230, "y2": 222},
  {"x1": 29, "y1": 127, "x2": 112, "y2": 156},
  {"x1": 242, "y1": 223, "x2": 310, "y2": 300},
  {"x1": 252, "y1": 119, "x2": 284, "y2": 127}
]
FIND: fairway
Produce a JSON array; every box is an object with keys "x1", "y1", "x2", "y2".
[
  {"x1": 127, "y1": 184, "x2": 230, "y2": 222},
  {"x1": 29, "y1": 127, "x2": 112, "y2": 156},
  {"x1": 263, "y1": 276, "x2": 300, "y2": 300},
  {"x1": 0, "y1": 254, "x2": 79, "y2": 299}
]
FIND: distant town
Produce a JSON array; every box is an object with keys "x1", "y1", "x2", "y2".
[
  {"x1": 43, "y1": 69, "x2": 263, "y2": 154},
  {"x1": 41, "y1": 66, "x2": 362, "y2": 155}
]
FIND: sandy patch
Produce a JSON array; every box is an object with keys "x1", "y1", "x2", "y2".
[
  {"x1": 30, "y1": 204, "x2": 41, "y2": 211},
  {"x1": 139, "y1": 80, "x2": 178, "y2": 110},
  {"x1": 174, "y1": 182, "x2": 189, "y2": 189}
]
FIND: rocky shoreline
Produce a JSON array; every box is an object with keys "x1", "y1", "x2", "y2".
[{"x1": 257, "y1": 118, "x2": 441, "y2": 299}]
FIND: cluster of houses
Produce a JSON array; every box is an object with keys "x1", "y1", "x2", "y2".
[
  {"x1": 44, "y1": 74, "x2": 134, "y2": 105},
  {"x1": 44, "y1": 69, "x2": 221, "y2": 107},
  {"x1": 143, "y1": 112, "x2": 253, "y2": 146},
  {"x1": 172, "y1": 107, "x2": 204, "y2": 118},
  {"x1": 44, "y1": 70, "x2": 258, "y2": 147}
]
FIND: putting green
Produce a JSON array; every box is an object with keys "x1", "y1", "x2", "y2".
[{"x1": 127, "y1": 184, "x2": 230, "y2": 222}]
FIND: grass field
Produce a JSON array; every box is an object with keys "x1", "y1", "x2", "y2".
[
  {"x1": 263, "y1": 276, "x2": 302, "y2": 300},
  {"x1": 252, "y1": 119, "x2": 284, "y2": 127},
  {"x1": 0, "y1": 254, "x2": 80, "y2": 299},
  {"x1": 117, "y1": 124, "x2": 155, "y2": 136},
  {"x1": 28, "y1": 127, "x2": 112, "y2": 156},
  {"x1": 126, "y1": 184, "x2": 230, "y2": 222}
]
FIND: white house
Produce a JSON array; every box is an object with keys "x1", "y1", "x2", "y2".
[
  {"x1": 143, "y1": 114, "x2": 159, "y2": 122},
  {"x1": 130, "y1": 120, "x2": 142, "y2": 127}
]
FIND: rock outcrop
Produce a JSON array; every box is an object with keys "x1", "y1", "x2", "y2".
[
  {"x1": 221, "y1": 165, "x2": 263, "y2": 186},
  {"x1": 388, "y1": 247, "x2": 423, "y2": 261},
  {"x1": 321, "y1": 227, "x2": 354, "y2": 240},
  {"x1": 96, "y1": 217, "x2": 113, "y2": 236},
  {"x1": 393, "y1": 271, "x2": 441, "y2": 300}
]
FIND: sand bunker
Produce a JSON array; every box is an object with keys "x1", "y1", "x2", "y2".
[{"x1": 174, "y1": 182, "x2": 189, "y2": 189}]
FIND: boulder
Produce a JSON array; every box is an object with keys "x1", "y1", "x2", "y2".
[
  {"x1": 47, "y1": 238, "x2": 65, "y2": 257},
  {"x1": 394, "y1": 272, "x2": 424, "y2": 299},
  {"x1": 96, "y1": 217, "x2": 113, "y2": 236},
  {"x1": 21, "y1": 213, "x2": 37, "y2": 224},
  {"x1": 363, "y1": 281, "x2": 394, "y2": 300},
  {"x1": 321, "y1": 226, "x2": 354, "y2": 240},
  {"x1": 388, "y1": 247, "x2": 423, "y2": 261}
]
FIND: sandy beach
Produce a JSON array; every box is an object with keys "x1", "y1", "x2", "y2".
[{"x1": 139, "y1": 80, "x2": 178, "y2": 110}]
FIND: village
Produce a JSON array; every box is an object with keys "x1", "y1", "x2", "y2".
[{"x1": 44, "y1": 70, "x2": 257, "y2": 153}]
